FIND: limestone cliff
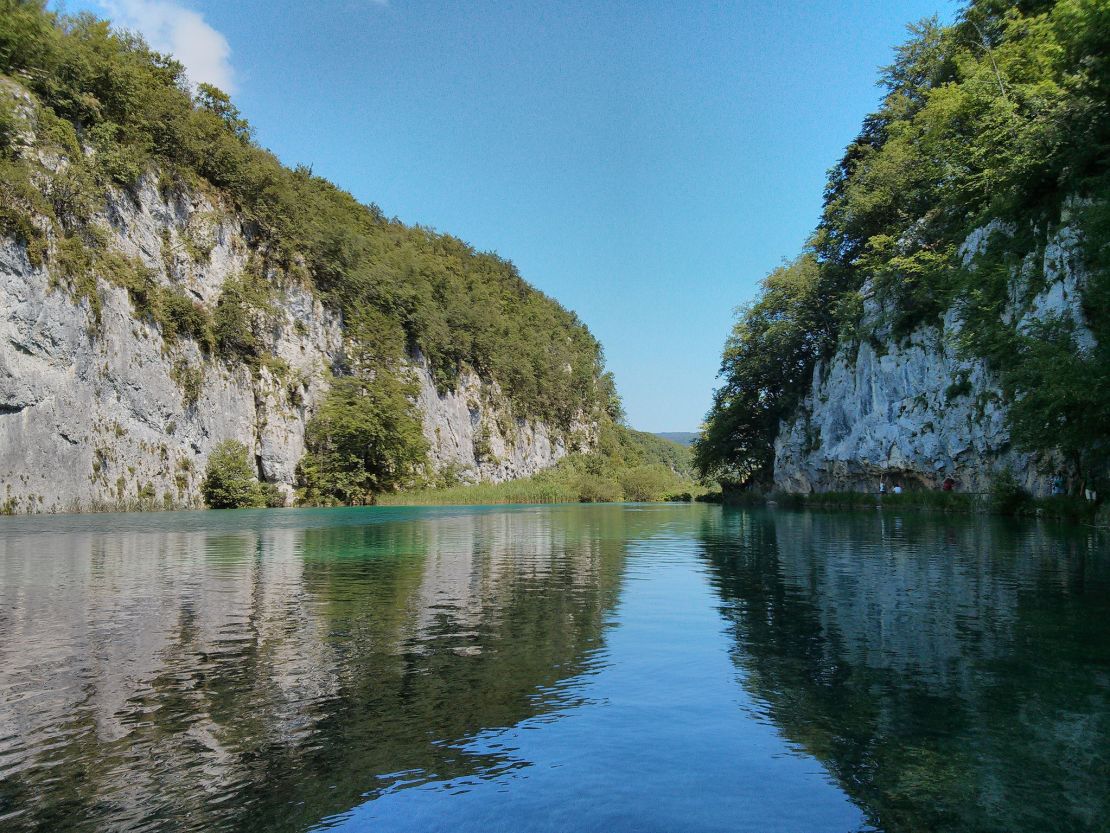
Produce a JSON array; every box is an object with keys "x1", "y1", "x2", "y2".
[
  {"x1": 773, "y1": 219, "x2": 1095, "y2": 496},
  {"x1": 0, "y1": 173, "x2": 591, "y2": 513}
]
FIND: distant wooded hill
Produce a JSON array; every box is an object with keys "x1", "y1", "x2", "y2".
[{"x1": 655, "y1": 432, "x2": 697, "y2": 447}]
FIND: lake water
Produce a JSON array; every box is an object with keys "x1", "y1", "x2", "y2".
[{"x1": 0, "y1": 503, "x2": 1107, "y2": 832}]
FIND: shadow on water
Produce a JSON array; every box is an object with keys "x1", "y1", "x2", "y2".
[
  {"x1": 0, "y1": 505, "x2": 680, "y2": 832},
  {"x1": 696, "y1": 507, "x2": 1110, "y2": 833}
]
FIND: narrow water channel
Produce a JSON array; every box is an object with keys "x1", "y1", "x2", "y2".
[{"x1": 0, "y1": 504, "x2": 1106, "y2": 832}]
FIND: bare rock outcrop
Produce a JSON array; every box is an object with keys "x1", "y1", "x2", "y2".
[
  {"x1": 773, "y1": 220, "x2": 1092, "y2": 496},
  {"x1": 0, "y1": 175, "x2": 589, "y2": 512}
]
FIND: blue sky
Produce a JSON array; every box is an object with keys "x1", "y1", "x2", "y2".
[{"x1": 66, "y1": 0, "x2": 955, "y2": 432}]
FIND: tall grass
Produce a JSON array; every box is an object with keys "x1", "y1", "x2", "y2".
[
  {"x1": 378, "y1": 479, "x2": 582, "y2": 506},
  {"x1": 378, "y1": 458, "x2": 703, "y2": 507}
]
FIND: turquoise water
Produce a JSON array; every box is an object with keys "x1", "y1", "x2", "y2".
[{"x1": 0, "y1": 503, "x2": 1107, "y2": 832}]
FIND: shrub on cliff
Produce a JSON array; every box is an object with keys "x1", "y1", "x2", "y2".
[{"x1": 202, "y1": 440, "x2": 264, "y2": 509}]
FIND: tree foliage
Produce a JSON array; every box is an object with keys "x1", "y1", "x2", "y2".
[
  {"x1": 695, "y1": 254, "x2": 834, "y2": 485},
  {"x1": 296, "y1": 374, "x2": 429, "y2": 505},
  {"x1": 1002, "y1": 318, "x2": 1110, "y2": 479},
  {"x1": 0, "y1": 0, "x2": 614, "y2": 429},
  {"x1": 201, "y1": 440, "x2": 264, "y2": 509},
  {"x1": 699, "y1": 0, "x2": 1110, "y2": 488}
]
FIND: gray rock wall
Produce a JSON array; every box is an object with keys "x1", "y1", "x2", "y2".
[
  {"x1": 773, "y1": 220, "x2": 1093, "y2": 496},
  {"x1": 0, "y1": 176, "x2": 588, "y2": 513},
  {"x1": 414, "y1": 360, "x2": 592, "y2": 485}
]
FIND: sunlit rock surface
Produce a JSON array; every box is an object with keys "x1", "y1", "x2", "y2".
[
  {"x1": 0, "y1": 176, "x2": 588, "y2": 512},
  {"x1": 773, "y1": 220, "x2": 1093, "y2": 495}
]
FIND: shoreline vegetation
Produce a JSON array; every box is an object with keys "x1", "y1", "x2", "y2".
[
  {"x1": 1, "y1": 429, "x2": 706, "y2": 514},
  {"x1": 8, "y1": 458, "x2": 1107, "y2": 526},
  {"x1": 376, "y1": 463, "x2": 705, "y2": 507},
  {"x1": 320, "y1": 425, "x2": 706, "y2": 508},
  {"x1": 6, "y1": 487, "x2": 1105, "y2": 526}
]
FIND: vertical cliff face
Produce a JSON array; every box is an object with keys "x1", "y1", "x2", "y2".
[
  {"x1": 772, "y1": 315, "x2": 1028, "y2": 494},
  {"x1": 414, "y1": 363, "x2": 592, "y2": 485},
  {"x1": 0, "y1": 174, "x2": 592, "y2": 513},
  {"x1": 773, "y1": 219, "x2": 1094, "y2": 496}
]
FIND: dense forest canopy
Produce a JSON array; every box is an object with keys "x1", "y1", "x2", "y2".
[{"x1": 696, "y1": 0, "x2": 1110, "y2": 489}]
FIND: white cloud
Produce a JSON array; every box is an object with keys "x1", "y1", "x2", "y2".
[{"x1": 100, "y1": 0, "x2": 235, "y2": 93}]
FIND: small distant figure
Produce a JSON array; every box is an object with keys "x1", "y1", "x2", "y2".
[
  {"x1": 1085, "y1": 488, "x2": 1097, "y2": 502},
  {"x1": 893, "y1": 484, "x2": 903, "y2": 495},
  {"x1": 879, "y1": 479, "x2": 887, "y2": 496},
  {"x1": 1052, "y1": 475, "x2": 1065, "y2": 496},
  {"x1": 942, "y1": 476, "x2": 956, "y2": 492}
]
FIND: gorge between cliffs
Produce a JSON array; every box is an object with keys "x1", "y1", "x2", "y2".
[{"x1": 1, "y1": 3, "x2": 1109, "y2": 833}]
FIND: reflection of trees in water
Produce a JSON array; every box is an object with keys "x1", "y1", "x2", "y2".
[
  {"x1": 0, "y1": 506, "x2": 679, "y2": 833},
  {"x1": 242, "y1": 509, "x2": 634, "y2": 832},
  {"x1": 698, "y1": 509, "x2": 1110, "y2": 833}
]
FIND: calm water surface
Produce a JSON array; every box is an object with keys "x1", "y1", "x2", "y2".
[{"x1": 0, "y1": 503, "x2": 1107, "y2": 832}]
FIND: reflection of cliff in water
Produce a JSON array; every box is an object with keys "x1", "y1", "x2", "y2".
[
  {"x1": 0, "y1": 506, "x2": 665, "y2": 832},
  {"x1": 698, "y1": 508, "x2": 1110, "y2": 833}
]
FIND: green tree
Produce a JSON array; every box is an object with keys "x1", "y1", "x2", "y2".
[
  {"x1": 194, "y1": 83, "x2": 251, "y2": 142},
  {"x1": 296, "y1": 373, "x2": 429, "y2": 505},
  {"x1": 201, "y1": 440, "x2": 264, "y2": 508},
  {"x1": 1002, "y1": 318, "x2": 1110, "y2": 491},
  {"x1": 695, "y1": 253, "x2": 832, "y2": 486}
]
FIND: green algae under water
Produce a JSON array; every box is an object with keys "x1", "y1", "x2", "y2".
[{"x1": 0, "y1": 503, "x2": 1107, "y2": 832}]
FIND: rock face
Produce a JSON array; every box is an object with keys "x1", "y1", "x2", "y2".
[
  {"x1": 0, "y1": 176, "x2": 589, "y2": 513},
  {"x1": 773, "y1": 220, "x2": 1093, "y2": 496},
  {"x1": 415, "y1": 363, "x2": 591, "y2": 485}
]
